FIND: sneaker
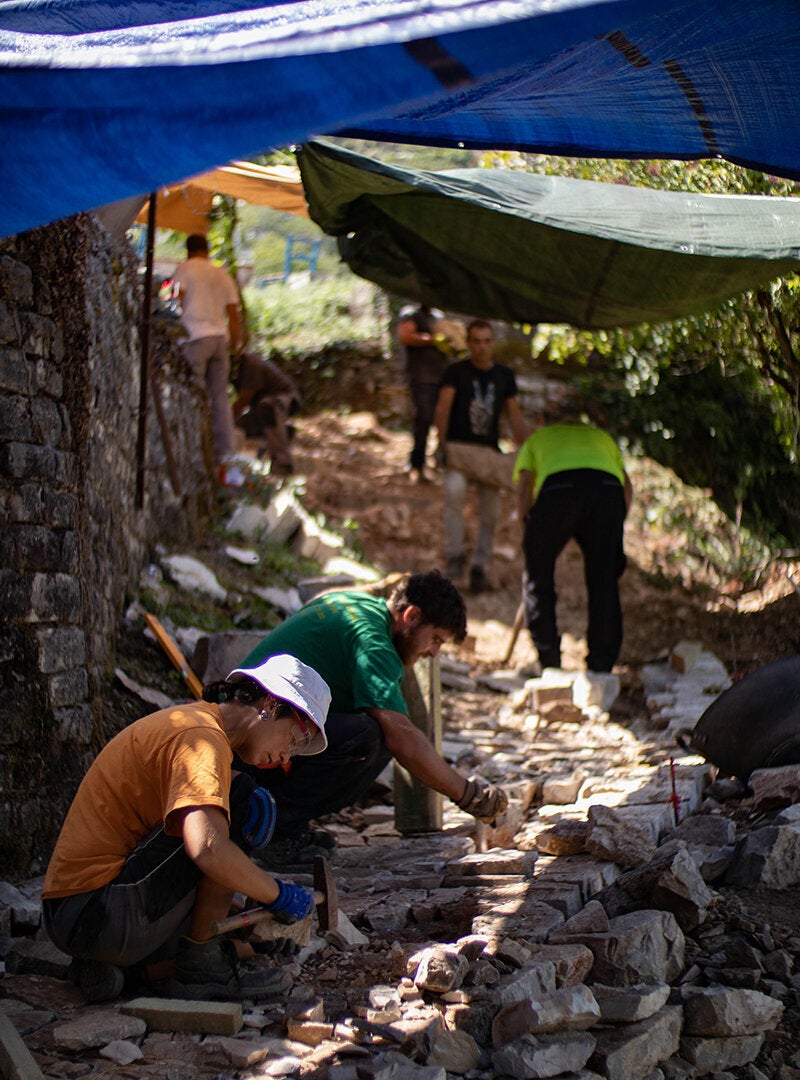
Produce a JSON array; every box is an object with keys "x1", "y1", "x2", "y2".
[
  {"x1": 469, "y1": 566, "x2": 489, "y2": 594},
  {"x1": 256, "y1": 831, "x2": 335, "y2": 872},
  {"x1": 445, "y1": 555, "x2": 465, "y2": 579},
  {"x1": 170, "y1": 937, "x2": 292, "y2": 1002},
  {"x1": 72, "y1": 959, "x2": 125, "y2": 1003},
  {"x1": 220, "y1": 463, "x2": 246, "y2": 488}
]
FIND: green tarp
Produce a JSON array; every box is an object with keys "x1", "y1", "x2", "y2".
[{"x1": 299, "y1": 141, "x2": 800, "y2": 329}]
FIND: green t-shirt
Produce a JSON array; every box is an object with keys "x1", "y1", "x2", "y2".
[
  {"x1": 513, "y1": 424, "x2": 625, "y2": 497},
  {"x1": 241, "y1": 592, "x2": 407, "y2": 715}
]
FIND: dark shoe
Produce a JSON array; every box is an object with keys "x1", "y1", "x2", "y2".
[
  {"x1": 307, "y1": 828, "x2": 336, "y2": 850},
  {"x1": 257, "y1": 831, "x2": 335, "y2": 872},
  {"x1": 72, "y1": 959, "x2": 125, "y2": 1003},
  {"x1": 170, "y1": 937, "x2": 292, "y2": 1002},
  {"x1": 469, "y1": 566, "x2": 489, "y2": 594},
  {"x1": 445, "y1": 555, "x2": 465, "y2": 579}
]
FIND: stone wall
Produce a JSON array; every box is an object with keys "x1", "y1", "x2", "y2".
[{"x1": 0, "y1": 215, "x2": 215, "y2": 877}]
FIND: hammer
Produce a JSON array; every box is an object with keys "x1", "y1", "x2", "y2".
[{"x1": 210, "y1": 855, "x2": 338, "y2": 936}]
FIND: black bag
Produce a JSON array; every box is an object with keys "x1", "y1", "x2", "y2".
[{"x1": 679, "y1": 655, "x2": 800, "y2": 780}]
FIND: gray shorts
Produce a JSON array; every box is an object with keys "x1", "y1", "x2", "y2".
[{"x1": 43, "y1": 826, "x2": 199, "y2": 967}]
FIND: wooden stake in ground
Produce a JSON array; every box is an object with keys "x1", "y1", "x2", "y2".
[{"x1": 394, "y1": 657, "x2": 442, "y2": 833}]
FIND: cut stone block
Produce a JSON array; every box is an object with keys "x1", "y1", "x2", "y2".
[
  {"x1": 526, "y1": 944, "x2": 595, "y2": 988},
  {"x1": 121, "y1": 996, "x2": 243, "y2": 1036},
  {"x1": 572, "y1": 672, "x2": 620, "y2": 711},
  {"x1": 492, "y1": 1031, "x2": 596, "y2": 1079},
  {"x1": 412, "y1": 946, "x2": 469, "y2": 993},
  {"x1": 472, "y1": 900, "x2": 565, "y2": 943},
  {"x1": 544, "y1": 773, "x2": 587, "y2": 805},
  {"x1": 524, "y1": 882, "x2": 584, "y2": 919},
  {"x1": 679, "y1": 1032, "x2": 765, "y2": 1072},
  {"x1": 216, "y1": 1035, "x2": 272, "y2": 1067},
  {"x1": 495, "y1": 961, "x2": 557, "y2": 1006},
  {"x1": 726, "y1": 823, "x2": 800, "y2": 889},
  {"x1": 53, "y1": 1012, "x2": 147, "y2": 1051},
  {"x1": 597, "y1": 847, "x2": 714, "y2": 930},
  {"x1": 492, "y1": 984, "x2": 600, "y2": 1046},
  {"x1": 426, "y1": 1028, "x2": 481, "y2": 1072},
  {"x1": 560, "y1": 900, "x2": 609, "y2": 936},
  {"x1": 681, "y1": 986, "x2": 784, "y2": 1036},
  {"x1": 589, "y1": 1005, "x2": 682, "y2": 1080},
  {"x1": 532, "y1": 683, "x2": 574, "y2": 710},
  {"x1": 447, "y1": 850, "x2": 537, "y2": 876},
  {"x1": 585, "y1": 805, "x2": 657, "y2": 869},
  {"x1": 0, "y1": 882, "x2": 40, "y2": 933},
  {"x1": 534, "y1": 853, "x2": 621, "y2": 901},
  {"x1": 749, "y1": 765, "x2": 800, "y2": 811},
  {"x1": 191, "y1": 630, "x2": 268, "y2": 683},
  {"x1": 592, "y1": 983, "x2": 670, "y2": 1023},
  {"x1": 670, "y1": 641, "x2": 702, "y2": 674},
  {"x1": 552, "y1": 909, "x2": 685, "y2": 987},
  {"x1": 536, "y1": 820, "x2": 589, "y2": 856}
]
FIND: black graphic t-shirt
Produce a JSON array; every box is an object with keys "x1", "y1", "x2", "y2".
[{"x1": 441, "y1": 360, "x2": 518, "y2": 449}]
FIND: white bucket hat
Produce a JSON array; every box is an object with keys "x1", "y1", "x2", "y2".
[{"x1": 229, "y1": 654, "x2": 331, "y2": 755}]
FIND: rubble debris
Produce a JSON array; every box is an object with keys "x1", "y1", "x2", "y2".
[{"x1": 161, "y1": 554, "x2": 228, "y2": 602}]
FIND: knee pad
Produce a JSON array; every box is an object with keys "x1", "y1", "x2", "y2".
[{"x1": 229, "y1": 775, "x2": 278, "y2": 853}]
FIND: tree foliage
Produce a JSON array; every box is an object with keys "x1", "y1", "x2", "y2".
[{"x1": 484, "y1": 152, "x2": 800, "y2": 547}]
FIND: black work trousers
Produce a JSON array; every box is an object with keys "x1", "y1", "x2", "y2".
[
  {"x1": 409, "y1": 381, "x2": 441, "y2": 470},
  {"x1": 522, "y1": 468, "x2": 627, "y2": 673},
  {"x1": 237, "y1": 711, "x2": 391, "y2": 838}
]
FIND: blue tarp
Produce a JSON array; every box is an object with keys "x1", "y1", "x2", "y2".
[{"x1": 3, "y1": 0, "x2": 800, "y2": 238}]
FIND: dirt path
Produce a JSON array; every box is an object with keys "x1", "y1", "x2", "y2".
[{"x1": 289, "y1": 410, "x2": 800, "y2": 694}]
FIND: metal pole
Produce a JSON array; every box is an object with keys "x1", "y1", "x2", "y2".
[{"x1": 135, "y1": 191, "x2": 157, "y2": 510}]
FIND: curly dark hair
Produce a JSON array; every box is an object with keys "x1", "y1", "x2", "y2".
[
  {"x1": 390, "y1": 570, "x2": 467, "y2": 642},
  {"x1": 202, "y1": 673, "x2": 266, "y2": 707}
]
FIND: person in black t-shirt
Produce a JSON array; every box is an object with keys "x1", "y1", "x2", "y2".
[{"x1": 434, "y1": 320, "x2": 527, "y2": 594}]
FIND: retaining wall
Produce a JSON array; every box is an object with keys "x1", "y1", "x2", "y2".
[{"x1": 0, "y1": 215, "x2": 215, "y2": 876}]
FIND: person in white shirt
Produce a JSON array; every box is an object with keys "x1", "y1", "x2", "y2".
[{"x1": 172, "y1": 234, "x2": 241, "y2": 477}]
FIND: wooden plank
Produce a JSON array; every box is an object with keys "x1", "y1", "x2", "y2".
[
  {"x1": 0, "y1": 1012, "x2": 46, "y2": 1080},
  {"x1": 445, "y1": 442, "x2": 516, "y2": 490},
  {"x1": 121, "y1": 997, "x2": 242, "y2": 1036},
  {"x1": 144, "y1": 613, "x2": 203, "y2": 698}
]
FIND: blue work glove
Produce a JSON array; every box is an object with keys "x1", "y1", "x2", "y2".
[{"x1": 267, "y1": 879, "x2": 315, "y2": 924}]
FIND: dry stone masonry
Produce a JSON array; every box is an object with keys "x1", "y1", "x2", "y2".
[
  {"x1": 0, "y1": 216, "x2": 215, "y2": 876},
  {"x1": 1, "y1": 628, "x2": 799, "y2": 1077}
]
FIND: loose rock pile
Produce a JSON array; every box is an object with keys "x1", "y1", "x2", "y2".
[{"x1": 3, "y1": 647, "x2": 800, "y2": 1078}]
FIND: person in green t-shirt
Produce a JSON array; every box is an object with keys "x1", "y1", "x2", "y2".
[
  {"x1": 513, "y1": 421, "x2": 633, "y2": 673},
  {"x1": 236, "y1": 571, "x2": 509, "y2": 869}
]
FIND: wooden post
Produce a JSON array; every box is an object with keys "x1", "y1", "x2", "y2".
[{"x1": 394, "y1": 656, "x2": 442, "y2": 833}]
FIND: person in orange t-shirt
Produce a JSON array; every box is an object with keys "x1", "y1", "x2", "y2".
[{"x1": 42, "y1": 654, "x2": 329, "y2": 1004}]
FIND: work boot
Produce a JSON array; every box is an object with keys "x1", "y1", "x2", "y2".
[
  {"x1": 256, "y1": 830, "x2": 335, "y2": 872},
  {"x1": 445, "y1": 554, "x2": 465, "y2": 579},
  {"x1": 71, "y1": 959, "x2": 125, "y2": 1003},
  {"x1": 469, "y1": 566, "x2": 489, "y2": 594},
  {"x1": 170, "y1": 937, "x2": 292, "y2": 1002}
]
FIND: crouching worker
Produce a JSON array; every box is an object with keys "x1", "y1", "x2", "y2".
[{"x1": 41, "y1": 655, "x2": 331, "y2": 1004}]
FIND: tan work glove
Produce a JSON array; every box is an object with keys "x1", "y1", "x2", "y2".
[{"x1": 456, "y1": 776, "x2": 509, "y2": 825}]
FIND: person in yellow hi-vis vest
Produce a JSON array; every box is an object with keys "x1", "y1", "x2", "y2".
[{"x1": 514, "y1": 419, "x2": 633, "y2": 673}]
